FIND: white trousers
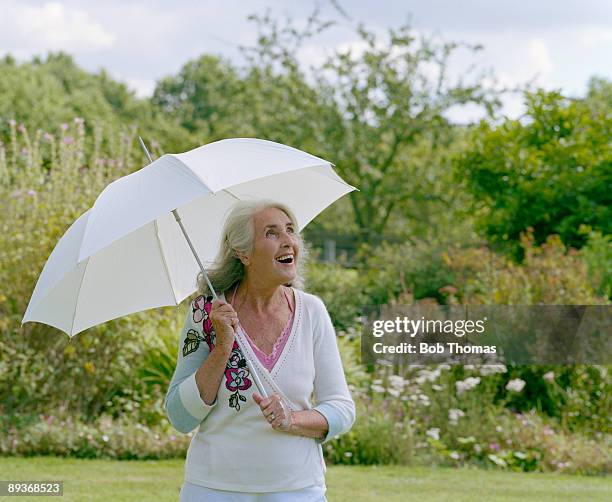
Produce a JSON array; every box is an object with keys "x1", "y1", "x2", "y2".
[{"x1": 179, "y1": 481, "x2": 327, "y2": 502}]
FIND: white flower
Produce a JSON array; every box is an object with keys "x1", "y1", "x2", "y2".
[
  {"x1": 506, "y1": 378, "x2": 526, "y2": 393},
  {"x1": 513, "y1": 451, "x2": 527, "y2": 459},
  {"x1": 487, "y1": 454, "x2": 507, "y2": 467},
  {"x1": 455, "y1": 377, "x2": 481, "y2": 395},
  {"x1": 543, "y1": 371, "x2": 555, "y2": 383},
  {"x1": 426, "y1": 428, "x2": 440, "y2": 441},
  {"x1": 371, "y1": 384, "x2": 385, "y2": 394},
  {"x1": 448, "y1": 408, "x2": 465, "y2": 423},
  {"x1": 464, "y1": 365, "x2": 475, "y2": 370},
  {"x1": 102, "y1": 434, "x2": 109, "y2": 442},
  {"x1": 457, "y1": 436, "x2": 476, "y2": 444},
  {"x1": 387, "y1": 388, "x2": 400, "y2": 398},
  {"x1": 417, "y1": 394, "x2": 430, "y2": 406},
  {"x1": 449, "y1": 451, "x2": 460, "y2": 460},
  {"x1": 479, "y1": 364, "x2": 508, "y2": 376},
  {"x1": 432, "y1": 384, "x2": 443, "y2": 391},
  {"x1": 388, "y1": 375, "x2": 406, "y2": 390},
  {"x1": 418, "y1": 368, "x2": 441, "y2": 382}
]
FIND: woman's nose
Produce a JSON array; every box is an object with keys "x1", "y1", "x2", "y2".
[{"x1": 279, "y1": 231, "x2": 294, "y2": 246}]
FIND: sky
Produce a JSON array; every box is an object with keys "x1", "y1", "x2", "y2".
[{"x1": 1, "y1": 0, "x2": 611, "y2": 123}]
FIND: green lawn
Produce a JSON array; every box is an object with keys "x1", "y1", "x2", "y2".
[{"x1": 0, "y1": 457, "x2": 609, "y2": 501}]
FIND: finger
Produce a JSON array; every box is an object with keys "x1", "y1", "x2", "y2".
[
  {"x1": 211, "y1": 299, "x2": 227, "y2": 309},
  {"x1": 260, "y1": 399, "x2": 274, "y2": 411},
  {"x1": 270, "y1": 414, "x2": 284, "y2": 429},
  {"x1": 263, "y1": 404, "x2": 283, "y2": 421},
  {"x1": 252, "y1": 392, "x2": 262, "y2": 405},
  {"x1": 216, "y1": 303, "x2": 236, "y2": 313}
]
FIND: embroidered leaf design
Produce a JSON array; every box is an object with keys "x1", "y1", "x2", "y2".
[
  {"x1": 239, "y1": 394, "x2": 246, "y2": 402},
  {"x1": 183, "y1": 329, "x2": 203, "y2": 357}
]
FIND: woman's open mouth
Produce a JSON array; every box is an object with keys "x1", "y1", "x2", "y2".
[{"x1": 275, "y1": 254, "x2": 294, "y2": 264}]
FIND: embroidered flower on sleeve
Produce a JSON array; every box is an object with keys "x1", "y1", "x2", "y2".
[
  {"x1": 191, "y1": 296, "x2": 253, "y2": 412},
  {"x1": 225, "y1": 367, "x2": 252, "y2": 411},
  {"x1": 193, "y1": 295, "x2": 214, "y2": 335}
]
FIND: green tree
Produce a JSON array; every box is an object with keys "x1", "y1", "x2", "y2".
[
  {"x1": 0, "y1": 52, "x2": 193, "y2": 154},
  {"x1": 151, "y1": 9, "x2": 500, "y2": 248},
  {"x1": 453, "y1": 83, "x2": 612, "y2": 260}
]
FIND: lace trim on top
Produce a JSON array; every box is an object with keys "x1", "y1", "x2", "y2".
[{"x1": 231, "y1": 286, "x2": 294, "y2": 372}]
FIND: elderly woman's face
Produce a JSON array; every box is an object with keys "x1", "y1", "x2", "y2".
[{"x1": 247, "y1": 207, "x2": 299, "y2": 285}]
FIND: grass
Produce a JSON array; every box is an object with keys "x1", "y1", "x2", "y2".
[{"x1": 0, "y1": 457, "x2": 609, "y2": 501}]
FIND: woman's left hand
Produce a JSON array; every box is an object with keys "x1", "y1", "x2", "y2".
[{"x1": 253, "y1": 392, "x2": 293, "y2": 432}]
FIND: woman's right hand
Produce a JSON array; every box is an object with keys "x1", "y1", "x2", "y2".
[{"x1": 210, "y1": 299, "x2": 238, "y2": 350}]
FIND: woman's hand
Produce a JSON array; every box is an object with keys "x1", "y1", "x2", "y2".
[
  {"x1": 253, "y1": 392, "x2": 293, "y2": 432},
  {"x1": 210, "y1": 299, "x2": 238, "y2": 350}
]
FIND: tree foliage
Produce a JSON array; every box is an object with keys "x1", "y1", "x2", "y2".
[
  {"x1": 453, "y1": 82, "x2": 612, "y2": 259},
  {"x1": 0, "y1": 52, "x2": 194, "y2": 154},
  {"x1": 150, "y1": 10, "x2": 501, "y2": 246}
]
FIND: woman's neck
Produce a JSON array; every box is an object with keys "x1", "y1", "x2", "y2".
[{"x1": 234, "y1": 276, "x2": 285, "y2": 315}]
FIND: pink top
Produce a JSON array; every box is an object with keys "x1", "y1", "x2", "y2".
[{"x1": 231, "y1": 286, "x2": 295, "y2": 372}]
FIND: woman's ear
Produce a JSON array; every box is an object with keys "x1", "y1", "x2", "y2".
[{"x1": 235, "y1": 250, "x2": 250, "y2": 266}]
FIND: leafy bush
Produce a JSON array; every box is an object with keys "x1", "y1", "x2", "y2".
[
  {"x1": 579, "y1": 226, "x2": 612, "y2": 300},
  {"x1": 305, "y1": 262, "x2": 368, "y2": 330},
  {"x1": 360, "y1": 240, "x2": 455, "y2": 306},
  {"x1": 442, "y1": 228, "x2": 609, "y2": 305},
  {"x1": 0, "y1": 120, "x2": 183, "y2": 423},
  {"x1": 0, "y1": 412, "x2": 190, "y2": 460}
]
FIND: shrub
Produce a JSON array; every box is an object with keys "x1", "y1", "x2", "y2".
[
  {"x1": 0, "y1": 120, "x2": 181, "y2": 422},
  {"x1": 305, "y1": 262, "x2": 368, "y2": 330}
]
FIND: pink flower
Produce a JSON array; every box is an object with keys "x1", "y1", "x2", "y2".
[
  {"x1": 63, "y1": 136, "x2": 74, "y2": 145},
  {"x1": 225, "y1": 367, "x2": 252, "y2": 391},
  {"x1": 60, "y1": 123, "x2": 69, "y2": 131},
  {"x1": 193, "y1": 295, "x2": 213, "y2": 334},
  {"x1": 27, "y1": 190, "x2": 37, "y2": 197},
  {"x1": 8, "y1": 119, "x2": 16, "y2": 126},
  {"x1": 489, "y1": 442, "x2": 500, "y2": 451},
  {"x1": 43, "y1": 132, "x2": 53, "y2": 142}
]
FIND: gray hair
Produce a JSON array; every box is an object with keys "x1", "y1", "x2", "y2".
[{"x1": 196, "y1": 199, "x2": 309, "y2": 296}]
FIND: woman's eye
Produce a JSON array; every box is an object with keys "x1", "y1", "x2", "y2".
[
  {"x1": 287, "y1": 227, "x2": 294, "y2": 234},
  {"x1": 266, "y1": 230, "x2": 277, "y2": 238}
]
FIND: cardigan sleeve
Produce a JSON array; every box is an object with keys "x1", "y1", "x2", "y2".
[
  {"x1": 164, "y1": 299, "x2": 218, "y2": 434},
  {"x1": 311, "y1": 296, "x2": 356, "y2": 444}
]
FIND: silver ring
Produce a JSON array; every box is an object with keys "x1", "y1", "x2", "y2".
[{"x1": 269, "y1": 413, "x2": 275, "y2": 421}]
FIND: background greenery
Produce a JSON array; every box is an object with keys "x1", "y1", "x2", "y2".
[{"x1": 1, "y1": 8, "x2": 610, "y2": 476}]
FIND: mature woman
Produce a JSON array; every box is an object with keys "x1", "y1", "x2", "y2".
[{"x1": 165, "y1": 200, "x2": 356, "y2": 501}]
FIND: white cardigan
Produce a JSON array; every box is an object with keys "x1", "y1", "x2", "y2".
[{"x1": 165, "y1": 288, "x2": 356, "y2": 492}]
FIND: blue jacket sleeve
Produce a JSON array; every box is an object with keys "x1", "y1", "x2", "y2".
[
  {"x1": 311, "y1": 297, "x2": 356, "y2": 444},
  {"x1": 164, "y1": 299, "x2": 218, "y2": 433}
]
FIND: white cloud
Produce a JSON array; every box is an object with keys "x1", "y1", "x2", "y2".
[
  {"x1": 526, "y1": 39, "x2": 553, "y2": 77},
  {"x1": 3, "y1": 1, "x2": 115, "y2": 56},
  {"x1": 121, "y1": 76, "x2": 156, "y2": 98},
  {"x1": 579, "y1": 26, "x2": 612, "y2": 48}
]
